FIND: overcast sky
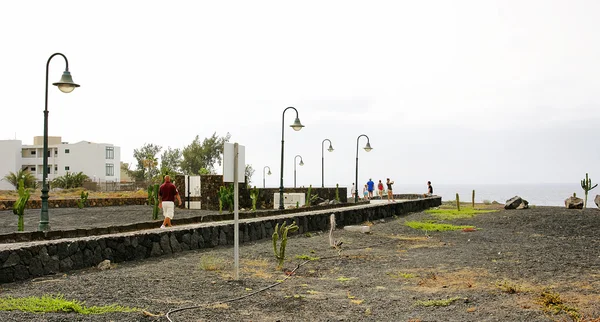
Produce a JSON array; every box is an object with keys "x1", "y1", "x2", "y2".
[{"x1": 1, "y1": 0, "x2": 598, "y2": 188}]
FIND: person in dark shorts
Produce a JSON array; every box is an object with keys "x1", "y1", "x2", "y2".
[
  {"x1": 386, "y1": 178, "x2": 395, "y2": 202},
  {"x1": 424, "y1": 181, "x2": 434, "y2": 197},
  {"x1": 367, "y1": 178, "x2": 375, "y2": 199},
  {"x1": 158, "y1": 175, "x2": 182, "y2": 228}
]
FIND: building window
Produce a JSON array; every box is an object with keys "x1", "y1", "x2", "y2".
[
  {"x1": 30, "y1": 167, "x2": 35, "y2": 172},
  {"x1": 54, "y1": 150, "x2": 58, "y2": 155},
  {"x1": 30, "y1": 151, "x2": 36, "y2": 155},
  {"x1": 106, "y1": 146, "x2": 114, "y2": 159},
  {"x1": 65, "y1": 166, "x2": 70, "y2": 171},
  {"x1": 65, "y1": 149, "x2": 70, "y2": 154},
  {"x1": 54, "y1": 166, "x2": 58, "y2": 172},
  {"x1": 106, "y1": 163, "x2": 114, "y2": 176}
]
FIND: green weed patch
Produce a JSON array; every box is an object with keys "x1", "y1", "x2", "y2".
[
  {"x1": 0, "y1": 294, "x2": 139, "y2": 314},
  {"x1": 425, "y1": 208, "x2": 496, "y2": 220},
  {"x1": 404, "y1": 221, "x2": 475, "y2": 231}
]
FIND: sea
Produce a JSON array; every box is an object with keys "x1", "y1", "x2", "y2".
[{"x1": 394, "y1": 183, "x2": 594, "y2": 207}]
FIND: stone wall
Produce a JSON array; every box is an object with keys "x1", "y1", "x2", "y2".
[
  {"x1": 0, "y1": 197, "x2": 441, "y2": 283},
  {"x1": 0, "y1": 197, "x2": 148, "y2": 211}
]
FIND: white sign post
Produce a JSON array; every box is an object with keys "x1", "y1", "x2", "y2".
[{"x1": 223, "y1": 142, "x2": 245, "y2": 280}]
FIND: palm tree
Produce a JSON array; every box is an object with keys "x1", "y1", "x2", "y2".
[
  {"x1": 2, "y1": 169, "x2": 38, "y2": 189},
  {"x1": 51, "y1": 172, "x2": 90, "y2": 189}
]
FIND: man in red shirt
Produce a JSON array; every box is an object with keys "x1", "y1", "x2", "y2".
[{"x1": 158, "y1": 175, "x2": 182, "y2": 228}]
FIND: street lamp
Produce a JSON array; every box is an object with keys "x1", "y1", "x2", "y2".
[
  {"x1": 294, "y1": 155, "x2": 304, "y2": 188},
  {"x1": 354, "y1": 134, "x2": 373, "y2": 203},
  {"x1": 279, "y1": 107, "x2": 304, "y2": 210},
  {"x1": 263, "y1": 166, "x2": 271, "y2": 188},
  {"x1": 321, "y1": 139, "x2": 334, "y2": 188},
  {"x1": 40, "y1": 53, "x2": 80, "y2": 231}
]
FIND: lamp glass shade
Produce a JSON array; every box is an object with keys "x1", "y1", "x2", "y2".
[
  {"x1": 290, "y1": 117, "x2": 304, "y2": 131},
  {"x1": 299, "y1": 160, "x2": 304, "y2": 166},
  {"x1": 327, "y1": 145, "x2": 334, "y2": 152},
  {"x1": 53, "y1": 71, "x2": 80, "y2": 93},
  {"x1": 364, "y1": 142, "x2": 373, "y2": 152},
  {"x1": 267, "y1": 170, "x2": 272, "y2": 175}
]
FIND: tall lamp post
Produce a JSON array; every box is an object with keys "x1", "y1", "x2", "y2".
[
  {"x1": 262, "y1": 166, "x2": 271, "y2": 188},
  {"x1": 354, "y1": 134, "x2": 373, "y2": 203},
  {"x1": 321, "y1": 139, "x2": 334, "y2": 188},
  {"x1": 40, "y1": 53, "x2": 80, "y2": 231},
  {"x1": 279, "y1": 107, "x2": 304, "y2": 210},
  {"x1": 294, "y1": 155, "x2": 304, "y2": 188}
]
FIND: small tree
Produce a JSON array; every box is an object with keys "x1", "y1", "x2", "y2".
[{"x1": 3, "y1": 169, "x2": 38, "y2": 189}]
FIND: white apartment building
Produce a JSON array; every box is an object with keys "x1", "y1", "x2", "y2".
[{"x1": 0, "y1": 136, "x2": 120, "y2": 190}]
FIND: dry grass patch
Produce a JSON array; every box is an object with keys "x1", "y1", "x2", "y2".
[{"x1": 405, "y1": 268, "x2": 491, "y2": 292}]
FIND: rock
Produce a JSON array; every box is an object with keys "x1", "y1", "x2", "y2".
[
  {"x1": 565, "y1": 196, "x2": 583, "y2": 209},
  {"x1": 521, "y1": 199, "x2": 529, "y2": 209},
  {"x1": 343, "y1": 226, "x2": 371, "y2": 234},
  {"x1": 3, "y1": 252, "x2": 20, "y2": 268},
  {"x1": 97, "y1": 259, "x2": 111, "y2": 271},
  {"x1": 595, "y1": 195, "x2": 600, "y2": 209},
  {"x1": 504, "y1": 196, "x2": 522, "y2": 210},
  {"x1": 318, "y1": 200, "x2": 329, "y2": 206}
]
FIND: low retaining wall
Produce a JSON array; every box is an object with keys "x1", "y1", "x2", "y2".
[
  {"x1": 0, "y1": 197, "x2": 441, "y2": 284},
  {"x1": 0, "y1": 197, "x2": 148, "y2": 211}
]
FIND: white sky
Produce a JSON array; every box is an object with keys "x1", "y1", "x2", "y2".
[{"x1": 1, "y1": 0, "x2": 599, "y2": 188}]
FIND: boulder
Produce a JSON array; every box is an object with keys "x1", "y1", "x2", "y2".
[
  {"x1": 521, "y1": 199, "x2": 529, "y2": 209},
  {"x1": 343, "y1": 226, "x2": 371, "y2": 234},
  {"x1": 97, "y1": 260, "x2": 111, "y2": 271},
  {"x1": 565, "y1": 196, "x2": 583, "y2": 209},
  {"x1": 504, "y1": 196, "x2": 522, "y2": 210},
  {"x1": 595, "y1": 195, "x2": 600, "y2": 209}
]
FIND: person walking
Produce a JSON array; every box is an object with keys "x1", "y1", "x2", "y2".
[
  {"x1": 386, "y1": 178, "x2": 395, "y2": 202},
  {"x1": 424, "y1": 181, "x2": 434, "y2": 197},
  {"x1": 377, "y1": 180, "x2": 384, "y2": 198},
  {"x1": 158, "y1": 175, "x2": 182, "y2": 228},
  {"x1": 351, "y1": 183, "x2": 356, "y2": 200},
  {"x1": 363, "y1": 184, "x2": 369, "y2": 200},
  {"x1": 367, "y1": 178, "x2": 375, "y2": 199}
]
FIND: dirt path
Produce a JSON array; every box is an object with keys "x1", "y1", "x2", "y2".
[{"x1": 0, "y1": 206, "x2": 599, "y2": 321}]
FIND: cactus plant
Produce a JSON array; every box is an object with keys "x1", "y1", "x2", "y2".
[
  {"x1": 13, "y1": 179, "x2": 30, "y2": 231},
  {"x1": 456, "y1": 193, "x2": 460, "y2": 211},
  {"x1": 250, "y1": 186, "x2": 259, "y2": 211},
  {"x1": 151, "y1": 184, "x2": 159, "y2": 220},
  {"x1": 147, "y1": 185, "x2": 154, "y2": 205},
  {"x1": 77, "y1": 191, "x2": 89, "y2": 209},
  {"x1": 335, "y1": 183, "x2": 340, "y2": 202},
  {"x1": 581, "y1": 173, "x2": 598, "y2": 210},
  {"x1": 272, "y1": 221, "x2": 299, "y2": 269},
  {"x1": 472, "y1": 190, "x2": 475, "y2": 208},
  {"x1": 306, "y1": 185, "x2": 312, "y2": 206},
  {"x1": 217, "y1": 185, "x2": 234, "y2": 214}
]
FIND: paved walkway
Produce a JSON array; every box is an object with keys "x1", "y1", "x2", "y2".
[{"x1": 0, "y1": 201, "x2": 403, "y2": 252}]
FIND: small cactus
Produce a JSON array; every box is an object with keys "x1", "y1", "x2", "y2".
[
  {"x1": 77, "y1": 191, "x2": 89, "y2": 209},
  {"x1": 13, "y1": 179, "x2": 30, "y2": 231},
  {"x1": 306, "y1": 185, "x2": 312, "y2": 206},
  {"x1": 472, "y1": 190, "x2": 475, "y2": 208},
  {"x1": 272, "y1": 221, "x2": 299, "y2": 269},
  {"x1": 456, "y1": 193, "x2": 460, "y2": 211},
  {"x1": 335, "y1": 183, "x2": 340, "y2": 202}
]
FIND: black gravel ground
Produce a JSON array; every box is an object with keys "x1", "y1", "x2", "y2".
[{"x1": 0, "y1": 206, "x2": 599, "y2": 321}]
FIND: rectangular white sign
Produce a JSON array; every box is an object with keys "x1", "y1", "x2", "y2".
[{"x1": 223, "y1": 143, "x2": 245, "y2": 183}]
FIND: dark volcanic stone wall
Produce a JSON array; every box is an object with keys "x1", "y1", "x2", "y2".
[{"x1": 0, "y1": 197, "x2": 441, "y2": 283}]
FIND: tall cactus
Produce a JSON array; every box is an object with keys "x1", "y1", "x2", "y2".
[
  {"x1": 13, "y1": 179, "x2": 30, "y2": 231},
  {"x1": 335, "y1": 183, "x2": 340, "y2": 202},
  {"x1": 151, "y1": 184, "x2": 160, "y2": 220},
  {"x1": 472, "y1": 190, "x2": 475, "y2": 208},
  {"x1": 581, "y1": 173, "x2": 598, "y2": 210},
  {"x1": 272, "y1": 221, "x2": 299, "y2": 269},
  {"x1": 306, "y1": 185, "x2": 312, "y2": 206},
  {"x1": 250, "y1": 186, "x2": 259, "y2": 211}
]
